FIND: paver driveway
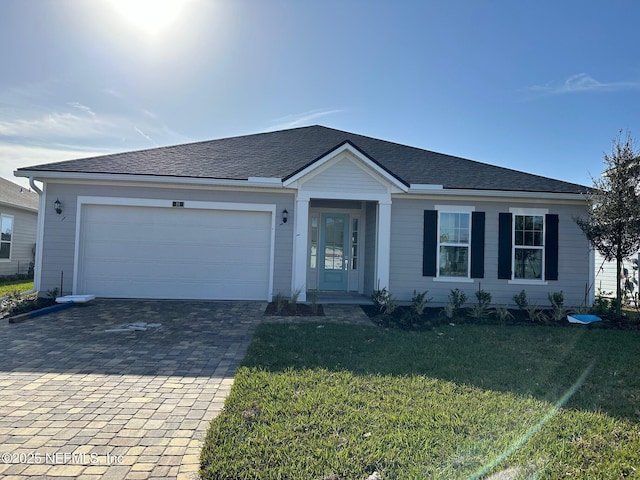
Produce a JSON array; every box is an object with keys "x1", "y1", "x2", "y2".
[{"x1": 0, "y1": 300, "x2": 265, "y2": 480}]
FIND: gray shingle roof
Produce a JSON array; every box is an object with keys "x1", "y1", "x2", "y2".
[
  {"x1": 0, "y1": 177, "x2": 38, "y2": 211},
  {"x1": 17, "y1": 125, "x2": 588, "y2": 194}
]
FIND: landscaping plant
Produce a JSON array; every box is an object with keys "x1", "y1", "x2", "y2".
[{"x1": 469, "y1": 289, "x2": 492, "y2": 320}]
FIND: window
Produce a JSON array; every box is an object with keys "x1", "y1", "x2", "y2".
[
  {"x1": 438, "y1": 211, "x2": 471, "y2": 277},
  {"x1": 0, "y1": 215, "x2": 13, "y2": 260},
  {"x1": 513, "y1": 214, "x2": 544, "y2": 279},
  {"x1": 309, "y1": 216, "x2": 318, "y2": 269}
]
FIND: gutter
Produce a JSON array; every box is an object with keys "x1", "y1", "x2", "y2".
[{"x1": 20, "y1": 177, "x2": 43, "y2": 296}]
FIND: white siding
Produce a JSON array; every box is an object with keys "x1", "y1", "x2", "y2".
[
  {"x1": 389, "y1": 197, "x2": 591, "y2": 307},
  {"x1": 594, "y1": 250, "x2": 640, "y2": 297},
  {"x1": 303, "y1": 154, "x2": 389, "y2": 194}
]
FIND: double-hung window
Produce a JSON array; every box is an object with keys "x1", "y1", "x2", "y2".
[
  {"x1": 0, "y1": 214, "x2": 13, "y2": 261},
  {"x1": 437, "y1": 207, "x2": 473, "y2": 278},
  {"x1": 513, "y1": 213, "x2": 544, "y2": 280}
]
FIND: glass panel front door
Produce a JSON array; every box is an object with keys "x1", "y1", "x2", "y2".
[{"x1": 319, "y1": 213, "x2": 349, "y2": 290}]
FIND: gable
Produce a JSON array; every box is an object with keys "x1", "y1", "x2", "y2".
[
  {"x1": 301, "y1": 152, "x2": 390, "y2": 194},
  {"x1": 283, "y1": 142, "x2": 408, "y2": 197}
]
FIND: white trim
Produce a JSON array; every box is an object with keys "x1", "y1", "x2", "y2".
[
  {"x1": 15, "y1": 171, "x2": 287, "y2": 189},
  {"x1": 509, "y1": 207, "x2": 549, "y2": 215},
  {"x1": 435, "y1": 205, "x2": 476, "y2": 213},
  {"x1": 508, "y1": 279, "x2": 549, "y2": 286},
  {"x1": 248, "y1": 177, "x2": 282, "y2": 184},
  {"x1": 282, "y1": 143, "x2": 409, "y2": 192},
  {"x1": 405, "y1": 188, "x2": 585, "y2": 201},
  {"x1": 375, "y1": 201, "x2": 392, "y2": 290},
  {"x1": 292, "y1": 197, "x2": 310, "y2": 302},
  {"x1": 409, "y1": 184, "x2": 444, "y2": 190},
  {"x1": 510, "y1": 209, "x2": 547, "y2": 282},
  {"x1": 32, "y1": 184, "x2": 46, "y2": 291},
  {"x1": 296, "y1": 190, "x2": 391, "y2": 203},
  {"x1": 588, "y1": 247, "x2": 596, "y2": 305},
  {"x1": 73, "y1": 196, "x2": 276, "y2": 299},
  {"x1": 435, "y1": 208, "x2": 473, "y2": 280},
  {"x1": 434, "y1": 277, "x2": 475, "y2": 283},
  {"x1": 0, "y1": 214, "x2": 14, "y2": 262}
]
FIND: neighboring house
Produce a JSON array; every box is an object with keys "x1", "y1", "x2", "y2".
[
  {"x1": 15, "y1": 125, "x2": 592, "y2": 306},
  {"x1": 594, "y1": 250, "x2": 640, "y2": 299},
  {"x1": 0, "y1": 177, "x2": 38, "y2": 277}
]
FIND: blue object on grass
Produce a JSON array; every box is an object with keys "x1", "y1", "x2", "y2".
[{"x1": 567, "y1": 314, "x2": 602, "y2": 324}]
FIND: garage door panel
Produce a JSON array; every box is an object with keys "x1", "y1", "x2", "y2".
[{"x1": 78, "y1": 204, "x2": 273, "y2": 300}]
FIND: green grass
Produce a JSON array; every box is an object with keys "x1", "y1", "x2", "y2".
[
  {"x1": 201, "y1": 323, "x2": 640, "y2": 479},
  {"x1": 0, "y1": 280, "x2": 33, "y2": 298}
]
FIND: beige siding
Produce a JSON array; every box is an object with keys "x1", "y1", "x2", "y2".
[
  {"x1": 0, "y1": 205, "x2": 37, "y2": 277},
  {"x1": 41, "y1": 183, "x2": 294, "y2": 297},
  {"x1": 389, "y1": 197, "x2": 591, "y2": 307}
]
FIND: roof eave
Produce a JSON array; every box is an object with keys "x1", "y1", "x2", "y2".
[{"x1": 14, "y1": 170, "x2": 287, "y2": 189}]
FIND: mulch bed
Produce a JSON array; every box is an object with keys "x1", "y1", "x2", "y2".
[{"x1": 264, "y1": 301, "x2": 324, "y2": 316}]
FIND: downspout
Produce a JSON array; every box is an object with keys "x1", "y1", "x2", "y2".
[{"x1": 21, "y1": 177, "x2": 44, "y2": 296}]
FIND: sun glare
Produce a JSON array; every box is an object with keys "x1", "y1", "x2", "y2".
[{"x1": 106, "y1": 0, "x2": 190, "y2": 36}]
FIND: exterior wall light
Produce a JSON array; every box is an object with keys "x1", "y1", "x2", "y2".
[
  {"x1": 282, "y1": 209, "x2": 288, "y2": 223},
  {"x1": 54, "y1": 198, "x2": 62, "y2": 215}
]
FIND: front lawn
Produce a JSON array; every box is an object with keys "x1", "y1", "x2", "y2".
[
  {"x1": 201, "y1": 323, "x2": 640, "y2": 479},
  {"x1": 0, "y1": 279, "x2": 33, "y2": 298}
]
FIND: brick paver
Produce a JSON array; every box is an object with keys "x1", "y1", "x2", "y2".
[
  {"x1": 0, "y1": 300, "x2": 263, "y2": 479},
  {"x1": 0, "y1": 299, "x2": 372, "y2": 479}
]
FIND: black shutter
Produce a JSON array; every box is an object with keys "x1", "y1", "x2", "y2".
[
  {"x1": 498, "y1": 213, "x2": 512, "y2": 279},
  {"x1": 545, "y1": 214, "x2": 559, "y2": 281},
  {"x1": 422, "y1": 210, "x2": 437, "y2": 277},
  {"x1": 471, "y1": 212, "x2": 485, "y2": 278}
]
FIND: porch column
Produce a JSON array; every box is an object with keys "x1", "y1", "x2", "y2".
[
  {"x1": 376, "y1": 200, "x2": 392, "y2": 290},
  {"x1": 292, "y1": 197, "x2": 309, "y2": 302}
]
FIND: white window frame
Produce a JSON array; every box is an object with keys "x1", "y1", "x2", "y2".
[
  {"x1": 434, "y1": 205, "x2": 474, "y2": 283},
  {"x1": 509, "y1": 207, "x2": 548, "y2": 285},
  {"x1": 309, "y1": 214, "x2": 319, "y2": 269},
  {"x1": 0, "y1": 214, "x2": 14, "y2": 262}
]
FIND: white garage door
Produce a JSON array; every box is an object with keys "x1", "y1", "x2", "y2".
[{"x1": 77, "y1": 204, "x2": 273, "y2": 300}]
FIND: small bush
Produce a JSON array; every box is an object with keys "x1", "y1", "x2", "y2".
[
  {"x1": 492, "y1": 305, "x2": 514, "y2": 322},
  {"x1": 371, "y1": 287, "x2": 391, "y2": 313},
  {"x1": 273, "y1": 292, "x2": 285, "y2": 313},
  {"x1": 513, "y1": 290, "x2": 528, "y2": 310},
  {"x1": 526, "y1": 304, "x2": 547, "y2": 323},
  {"x1": 469, "y1": 289, "x2": 492, "y2": 320},
  {"x1": 548, "y1": 291, "x2": 567, "y2": 322},
  {"x1": 289, "y1": 289, "x2": 301, "y2": 313},
  {"x1": 441, "y1": 289, "x2": 467, "y2": 319},
  {"x1": 411, "y1": 289, "x2": 432, "y2": 316}
]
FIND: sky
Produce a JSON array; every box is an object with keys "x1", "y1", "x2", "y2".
[{"x1": 1, "y1": 0, "x2": 639, "y2": 190}]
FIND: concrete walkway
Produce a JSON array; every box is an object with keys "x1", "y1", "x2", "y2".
[{"x1": 0, "y1": 299, "x2": 372, "y2": 479}]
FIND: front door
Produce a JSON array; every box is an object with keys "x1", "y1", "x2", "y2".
[{"x1": 319, "y1": 213, "x2": 349, "y2": 290}]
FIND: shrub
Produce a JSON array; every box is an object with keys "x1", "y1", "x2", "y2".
[
  {"x1": 592, "y1": 290, "x2": 611, "y2": 315},
  {"x1": 526, "y1": 304, "x2": 547, "y2": 323},
  {"x1": 289, "y1": 289, "x2": 301, "y2": 313},
  {"x1": 492, "y1": 305, "x2": 514, "y2": 322},
  {"x1": 469, "y1": 289, "x2": 492, "y2": 320},
  {"x1": 548, "y1": 291, "x2": 567, "y2": 322},
  {"x1": 411, "y1": 290, "x2": 432, "y2": 316},
  {"x1": 513, "y1": 290, "x2": 528, "y2": 310},
  {"x1": 371, "y1": 287, "x2": 391, "y2": 313},
  {"x1": 273, "y1": 292, "x2": 285, "y2": 313},
  {"x1": 441, "y1": 289, "x2": 467, "y2": 319}
]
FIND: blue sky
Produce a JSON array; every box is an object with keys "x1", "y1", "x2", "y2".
[{"x1": 1, "y1": 0, "x2": 639, "y2": 189}]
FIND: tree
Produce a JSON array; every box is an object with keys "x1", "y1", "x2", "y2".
[{"x1": 576, "y1": 130, "x2": 640, "y2": 316}]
